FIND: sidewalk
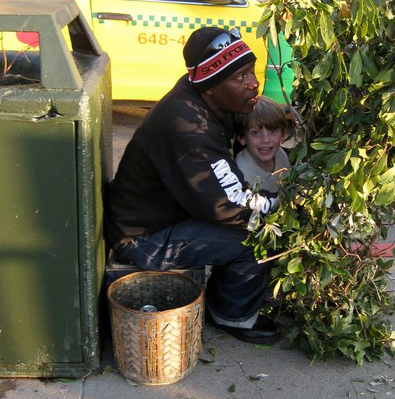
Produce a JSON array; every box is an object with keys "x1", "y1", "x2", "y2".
[
  {"x1": 2, "y1": 315, "x2": 395, "y2": 399},
  {"x1": 1, "y1": 104, "x2": 395, "y2": 399}
]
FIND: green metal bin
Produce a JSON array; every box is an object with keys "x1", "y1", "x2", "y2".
[{"x1": 0, "y1": 0, "x2": 112, "y2": 377}]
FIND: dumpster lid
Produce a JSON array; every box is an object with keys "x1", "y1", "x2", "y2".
[{"x1": 0, "y1": 0, "x2": 80, "y2": 31}]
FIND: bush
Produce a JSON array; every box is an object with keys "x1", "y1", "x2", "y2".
[{"x1": 249, "y1": 0, "x2": 395, "y2": 364}]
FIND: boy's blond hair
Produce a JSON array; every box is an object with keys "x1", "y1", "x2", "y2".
[{"x1": 235, "y1": 95, "x2": 287, "y2": 137}]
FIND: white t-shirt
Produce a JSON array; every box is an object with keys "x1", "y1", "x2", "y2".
[{"x1": 235, "y1": 147, "x2": 290, "y2": 193}]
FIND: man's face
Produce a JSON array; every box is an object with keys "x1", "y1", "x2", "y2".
[{"x1": 206, "y1": 61, "x2": 259, "y2": 114}]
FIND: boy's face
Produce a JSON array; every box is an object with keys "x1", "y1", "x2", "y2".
[{"x1": 238, "y1": 124, "x2": 285, "y2": 171}]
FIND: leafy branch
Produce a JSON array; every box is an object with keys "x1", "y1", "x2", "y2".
[{"x1": 248, "y1": 0, "x2": 395, "y2": 364}]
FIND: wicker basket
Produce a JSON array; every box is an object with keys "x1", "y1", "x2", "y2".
[{"x1": 107, "y1": 271, "x2": 204, "y2": 385}]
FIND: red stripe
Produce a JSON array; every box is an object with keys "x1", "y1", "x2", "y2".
[{"x1": 188, "y1": 40, "x2": 252, "y2": 83}]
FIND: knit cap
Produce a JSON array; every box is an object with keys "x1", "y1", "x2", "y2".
[{"x1": 183, "y1": 27, "x2": 256, "y2": 91}]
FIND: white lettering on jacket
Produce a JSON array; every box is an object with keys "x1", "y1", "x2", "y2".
[
  {"x1": 211, "y1": 159, "x2": 276, "y2": 214},
  {"x1": 211, "y1": 159, "x2": 243, "y2": 203}
]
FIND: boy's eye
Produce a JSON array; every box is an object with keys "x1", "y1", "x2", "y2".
[{"x1": 248, "y1": 128, "x2": 282, "y2": 137}]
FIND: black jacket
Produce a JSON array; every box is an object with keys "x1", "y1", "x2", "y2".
[{"x1": 105, "y1": 75, "x2": 271, "y2": 247}]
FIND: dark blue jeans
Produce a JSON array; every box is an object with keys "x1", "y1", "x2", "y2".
[{"x1": 113, "y1": 218, "x2": 272, "y2": 328}]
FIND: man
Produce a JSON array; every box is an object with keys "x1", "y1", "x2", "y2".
[{"x1": 105, "y1": 27, "x2": 279, "y2": 343}]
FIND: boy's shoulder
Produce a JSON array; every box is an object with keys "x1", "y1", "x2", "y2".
[
  {"x1": 276, "y1": 147, "x2": 291, "y2": 168},
  {"x1": 235, "y1": 147, "x2": 250, "y2": 164}
]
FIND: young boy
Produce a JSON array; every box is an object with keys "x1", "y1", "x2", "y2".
[{"x1": 235, "y1": 95, "x2": 291, "y2": 193}]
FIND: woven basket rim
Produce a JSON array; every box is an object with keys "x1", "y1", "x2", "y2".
[{"x1": 107, "y1": 271, "x2": 204, "y2": 315}]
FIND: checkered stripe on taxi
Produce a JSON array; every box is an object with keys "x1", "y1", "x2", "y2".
[{"x1": 93, "y1": 13, "x2": 256, "y2": 33}]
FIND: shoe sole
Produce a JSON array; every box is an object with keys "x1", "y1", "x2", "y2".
[
  {"x1": 223, "y1": 329, "x2": 280, "y2": 345},
  {"x1": 210, "y1": 323, "x2": 280, "y2": 345}
]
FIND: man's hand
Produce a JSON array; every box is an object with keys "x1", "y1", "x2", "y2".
[{"x1": 249, "y1": 193, "x2": 278, "y2": 215}]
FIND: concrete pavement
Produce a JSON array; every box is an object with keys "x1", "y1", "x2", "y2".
[
  {"x1": 2, "y1": 322, "x2": 395, "y2": 399},
  {"x1": 1, "y1": 103, "x2": 395, "y2": 399}
]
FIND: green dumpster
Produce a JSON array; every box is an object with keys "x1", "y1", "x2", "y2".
[{"x1": 0, "y1": 0, "x2": 112, "y2": 377}]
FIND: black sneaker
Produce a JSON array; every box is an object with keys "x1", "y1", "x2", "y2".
[{"x1": 207, "y1": 313, "x2": 280, "y2": 344}]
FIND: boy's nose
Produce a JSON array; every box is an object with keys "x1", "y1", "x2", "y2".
[{"x1": 259, "y1": 130, "x2": 270, "y2": 141}]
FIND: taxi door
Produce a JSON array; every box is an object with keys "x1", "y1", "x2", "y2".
[{"x1": 88, "y1": 0, "x2": 267, "y2": 102}]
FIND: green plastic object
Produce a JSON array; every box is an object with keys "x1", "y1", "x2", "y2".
[
  {"x1": 263, "y1": 33, "x2": 294, "y2": 105},
  {"x1": 0, "y1": 0, "x2": 112, "y2": 377}
]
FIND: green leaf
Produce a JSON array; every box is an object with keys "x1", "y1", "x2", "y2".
[
  {"x1": 208, "y1": 347, "x2": 217, "y2": 357},
  {"x1": 378, "y1": 166, "x2": 395, "y2": 185},
  {"x1": 331, "y1": 87, "x2": 349, "y2": 116},
  {"x1": 362, "y1": 179, "x2": 375, "y2": 200},
  {"x1": 350, "y1": 157, "x2": 361, "y2": 173},
  {"x1": 312, "y1": 51, "x2": 334, "y2": 80},
  {"x1": 375, "y1": 182, "x2": 395, "y2": 206},
  {"x1": 287, "y1": 257, "x2": 303, "y2": 273},
  {"x1": 326, "y1": 149, "x2": 351, "y2": 174},
  {"x1": 295, "y1": 281, "x2": 307, "y2": 296},
  {"x1": 350, "y1": 193, "x2": 364, "y2": 212},
  {"x1": 272, "y1": 278, "x2": 282, "y2": 299},
  {"x1": 371, "y1": 151, "x2": 387, "y2": 176},
  {"x1": 269, "y1": 14, "x2": 278, "y2": 48},
  {"x1": 358, "y1": 148, "x2": 368, "y2": 159},
  {"x1": 351, "y1": 1, "x2": 363, "y2": 27},
  {"x1": 374, "y1": 69, "x2": 393, "y2": 85},
  {"x1": 319, "y1": 12, "x2": 336, "y2": 49},
  {"x1": 256, "y1": 18, "x2": 269, "y2": 39},
  {"x1": 319, "y1": 263, "x2": 333, "y2": 288},
  {"x1": 228, "y1": 383, "x2": 236, "y2": 393},
  {"x1": 292, "y1": 137, "x2": 308, "y2": 162},
  {"x1": 281, "y1": 213, "x2": 298, "y2": 232},
  {"x1": 304, "y1": 11, "x2": 318, "y2": 44},
  {"x1": 310, "y1": 137, "x2": 338, "y2": 151},
  {"x1": 198, "y1": 358, "x2": 215, "y2": 365},
  {"x1": 360, "y1": 52, "x2": 378, "y2": 78},
  {"x1": 282, "y1": 277, "x2": 293, "y2": 293},
  {"x1": 349, "y1": 50, "x2": 363, "y2": 87},
  {"x1": 101, "y1": 365, "x2": 117, "y2": 374}
]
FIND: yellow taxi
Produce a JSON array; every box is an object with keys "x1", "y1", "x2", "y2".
[
  {"x1": 79, "y1": 0, "x2": 268, "y2": 102},
  {"x1": 1, "y1": 0, "x2": 292, "y2": 103}
]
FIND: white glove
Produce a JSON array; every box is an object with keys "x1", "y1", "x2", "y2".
[{"x1": 249, "y1": 193, "x2": 278, "y2": 215}]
